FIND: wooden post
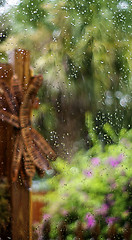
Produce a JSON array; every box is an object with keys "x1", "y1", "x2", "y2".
[
  {"x1": 0, "y1": 49, "x2": 32, "y2": 240},
  {"x1": 0, "y1": 63, "x2": 13, "y2": 239},
  {"x1": 11, "y1": 49, "x2": 32, "y2": 240},
  {"x1": 0, "y1": 63, "x2": 13, "y2": 178}
]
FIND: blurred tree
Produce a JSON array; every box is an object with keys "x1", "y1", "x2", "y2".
[
  {"x1": 0, "y1": 0, "x2": 5, "y2": 6},
  {"x1": 0, "y1": 0, "x2": 132, "y2": 158},
  {"x1": 15, "y1": 0, "x2": 47, "y2": 28},
  {"x1": 0, "y1": 17, "x2": 9, "y2": 44},
  {"x1": 0, "y1": 0, "x2": 11, "y2": 63}
]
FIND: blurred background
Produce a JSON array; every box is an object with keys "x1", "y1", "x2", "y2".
[{"x1": 0, "y1": 0, "x2": 132, "y2": 239}]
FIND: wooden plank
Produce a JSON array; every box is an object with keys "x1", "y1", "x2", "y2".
[
  {"x1": 32, "y1": 192, "x2": 45, "y2": 223},
  {"x1": 0, "y1": 63, "x2": 13, "y2": 239},
  {"x1": 9, "y1": 49, "x2": 32, "y2": 240},
  {"x1": 0, "y1": 121, "x2": 7, "y2": 176},
  {"x1": 0, "y1": 51, "x2": 32, "y2": 239},
  {"x1": 0, "y1": 63, "x2": 13, "y2": 178},
  {"x1": 11, "y1": 181, "x2": 32, "y2": 240},
  {"x1": 9, "y1": 49, "x2": 24, "y2": 84},
  {"x1": 0, "y1": 63, "x2": 13, "y2": 81},
  {"x1": 23, "y1": 50, "x2": 30, "y2": 89}
]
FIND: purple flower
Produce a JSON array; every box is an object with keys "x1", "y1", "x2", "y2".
[
  {"x1": 83, "y1": 169, "x2": 92, "y2": 178},
  {"x1": 43, "y1": 214, "x2": 51, "y2": 221},
  {"x1": 106, "y1": 217, "x2": 117, "y2": 225},
  {"x1": 108, "y1": 154, "x2": 124, "y2": 168},
  {"x1": 96, "y1": 204, "x2": 109, "y2": 216},
  {"x1": 91, "y1": 157, "x2": 100, "y2": 166},
  {"x1": 85, "y1": 213, "x2": 96, "y2": 229},
  {"x1": 108, "y1": 157, "x2": 118, "y2": 167}
]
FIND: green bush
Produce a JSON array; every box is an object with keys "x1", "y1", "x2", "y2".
[{"x1": 40, "y1": 125, "x2": 132, "y2": 239}]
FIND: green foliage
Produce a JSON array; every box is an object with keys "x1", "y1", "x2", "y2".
[
  {"x1": 0, "y1": 0, "x2": 132, "y2": 141},
  {"x1": 103, "y1": 122, "x2": 118, "y2": 143},
  {"x1": 0, "y1": 13, "x2": 10, "y2": 47},
  {"x1": 40, "y1": 126, "x2": 132, "y2": 238},
  {"x1": 14, "y1": 0, "x2": 49, "y2": 29},
  {"x1": 85, "y1": 112, "x2": 99, "y2": 145},
  {"x1": 32, "y1": 102, "x2": 57, "y2": 139}
]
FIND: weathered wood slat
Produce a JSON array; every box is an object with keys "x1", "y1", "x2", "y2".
[
  {"x1": 0, "y1": 63, "x2": 13, "y2": 178},
  {"x1": 9, "y1": 49, "x2": 32, "y2": 240}
]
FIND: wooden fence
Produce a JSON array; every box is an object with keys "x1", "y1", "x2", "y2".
[{"x1": 34, "y1": 219, "x2": 132, "y2": 240}]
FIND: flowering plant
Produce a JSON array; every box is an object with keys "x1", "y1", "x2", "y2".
[{"x1": 39, "y1": 127, "x2": 132, "y2": 239}]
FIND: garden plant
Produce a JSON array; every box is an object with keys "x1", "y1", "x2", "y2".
[{"x1": 35, "y1": 115, "x2": 132, "y2": 239}]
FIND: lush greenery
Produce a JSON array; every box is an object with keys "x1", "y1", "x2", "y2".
[{"x1": 38, "y1": 118, "x2": 132, "y2": 239}]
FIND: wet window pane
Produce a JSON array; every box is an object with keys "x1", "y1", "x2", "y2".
[{"x1": 0, "y1": 0, "x2": 132, "y2": 239}]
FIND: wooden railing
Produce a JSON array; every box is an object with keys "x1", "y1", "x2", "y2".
[{"x1": 34, "y1": 219, "x2": 132, "y2": 240}]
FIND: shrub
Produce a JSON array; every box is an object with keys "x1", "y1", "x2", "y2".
[{"x1": 39, "y1": 127, "x2": 132, "y2": 239}]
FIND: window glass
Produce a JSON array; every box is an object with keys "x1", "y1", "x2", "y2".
[{"x1": 0, "y1": 0, "x2": 132, "y2": 239}]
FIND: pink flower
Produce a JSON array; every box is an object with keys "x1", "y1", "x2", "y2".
[
  {"x1": 91, "y1": 157, "x2": 100, "y2": 166},
  {"x1": 108, "y1": 157, "x2": 118, "y2": 167},
  {"x1": 83, "y1": 169, "x2": 92, "y2": 178},
  {"x1": 43, "y1": 214, "x2": 51, "y2": 221},
  {"x1": 108, "y1": 154, "x2": 124, "y2": 168},
  {"x1": 96, "y1": 204, "x2": 109, "y2": 216},
  {"x1": 106, "y1": 217, "x2": 117, "y2": 225},
  {"x1": 85, "y1": 213, "x2": 96, "y2": 229}
]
